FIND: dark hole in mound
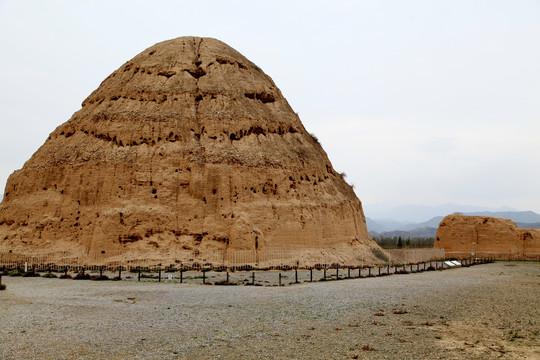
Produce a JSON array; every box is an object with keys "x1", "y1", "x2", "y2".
[
  {"x1": 187, "y1": 67, "x2": 206, "y2": 79},
  {"x1": 257, "y1": 92, "x2": 275, "y2": 103},
  {"x1": 158, "y1": 70, "x2": 176, "y2": 78}
]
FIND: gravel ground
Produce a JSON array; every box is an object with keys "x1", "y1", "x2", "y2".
[{"x1": 1, "y1": 262, "x2": 538, "y2": 359}]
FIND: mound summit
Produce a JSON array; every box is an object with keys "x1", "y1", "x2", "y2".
[{"x1": 0, "y1": 37, "x2": 381, "y2": 265}]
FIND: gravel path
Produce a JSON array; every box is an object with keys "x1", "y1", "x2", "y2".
[{"x1": 1, "y1": 262, "x2": 538, "y2": 359}]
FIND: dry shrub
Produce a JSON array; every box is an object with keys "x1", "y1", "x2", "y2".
[
  {"x1": 91, "y1": 275, "x2": 109, "y2": 281},
  {"x1": 22, "y1": 271, "x2": 40, "y2": 277},
  {"x1": 214, "y1": 280, "x2": 236, "y2": 286},
  {"x1": 74, "y1": 272, "x2": 91, "y2": 280}
]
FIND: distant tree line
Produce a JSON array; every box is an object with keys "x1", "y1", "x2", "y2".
[{"x1": 373, "y1": 236, "x2": 434, "y2": 249}]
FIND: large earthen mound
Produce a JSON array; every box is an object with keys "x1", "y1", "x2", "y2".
[
  {"x1": 435, "y1": 214, "x2": 540, "y2": 258},
  {"x1": 0, "y1": 37, "x2": 382, "y2": 265}
]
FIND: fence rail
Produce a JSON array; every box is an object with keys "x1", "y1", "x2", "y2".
[
  {"x1": 3, "y1": 248, "x2": 536, "y2": 272},
  {"x1": 0, "y1": 248, "x2": 447, "y2": 271},
  {"x1": 445, "y1": 250, "x2": 540, "y2": 261}
]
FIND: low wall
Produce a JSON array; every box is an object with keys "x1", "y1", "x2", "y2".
[
  {"x1": 0, "y1": 249, "x2": 377, "y2": 270},
  {"x1": 445, "y1": 250, "x2": 540, "y2": 261},
  {"x1": 0, "y1": 248, "x2": 448, "y2": 270},
  {"x1": 386, "y1": 248, "x2": 446, "y2": 264}
]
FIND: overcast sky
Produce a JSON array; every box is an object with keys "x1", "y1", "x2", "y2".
[{"x1": 0, "y1": 0, "x2": 539, "y2": 217}]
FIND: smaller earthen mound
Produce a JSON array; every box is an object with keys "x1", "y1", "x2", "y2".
[{"x1": 434, "y1": 214, "x2": 540, "y2": 259}]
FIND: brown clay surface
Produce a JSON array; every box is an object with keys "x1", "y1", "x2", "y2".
[
  {"x1": 435, "y1": 214, "x2": 540, "y2": 257},
  {"x1": 0, "y1": 37, "x2": 380, "y2": 265}
]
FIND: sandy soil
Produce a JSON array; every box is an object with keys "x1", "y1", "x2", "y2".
[{"x1": 1, "y1": 262, "x2": 538, "y2": 359}]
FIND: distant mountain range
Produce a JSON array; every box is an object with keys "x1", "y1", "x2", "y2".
[
  {"x1": 367, "y1": 210, "x2": 540, "y2": 239},
  {"x1": 365, "y1": 203, "x2": 520, "y2": 223}
]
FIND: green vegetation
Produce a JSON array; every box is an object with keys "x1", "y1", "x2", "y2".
[
  {"x1": 0, "y1": 284, "x2": 6, "y2": 290},
  {"x1": 374, "y1": 236, "x2": 434, "y2": 249},
  {"x1": 9, "y1": 269, "x2": 22, "y2": 277},
  {"x1": 140, "y1": 274, "x2": 158, "y2": 279}
]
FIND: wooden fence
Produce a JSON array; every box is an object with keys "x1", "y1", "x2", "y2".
[
  {"x1": 0, "y1": 248, "x2": 447, "y2": 271},
  {"x1": 445, "y1": 250, "x2": 540, "y2": 261}
]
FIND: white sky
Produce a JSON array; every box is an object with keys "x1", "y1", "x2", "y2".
[{"x1": 0, "y1": 0, "x2": 539, "y2": 215}]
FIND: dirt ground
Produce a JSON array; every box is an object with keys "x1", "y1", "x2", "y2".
[{"x1": 1, "y1": 262, "x2": 538, "y2": 359}]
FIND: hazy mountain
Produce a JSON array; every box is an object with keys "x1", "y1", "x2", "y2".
[
  {"x1": 367, "y1": 210, "x2": 540, "y2": 238},
  {"x1": 516, "y1": 222, "x2": 540, "y2": 229},
  {"x1": 365, "y1": 203, "x2": 517, "y2": 223},
  {"x1": 412, "y1": 216, "x2": 445, "y2": 229},
  {"x1": 462, "y1": 211, "x2": 540, "y2": 224},
  {"x1": 365, "y1": 218, "x2": 414, "y2": 233}
]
